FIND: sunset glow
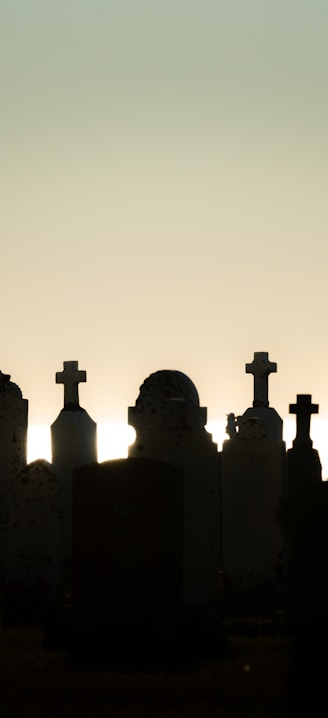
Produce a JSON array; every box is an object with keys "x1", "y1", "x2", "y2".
[{"x1": 27, "y1": 419, "x2": 328, "y2": 479}]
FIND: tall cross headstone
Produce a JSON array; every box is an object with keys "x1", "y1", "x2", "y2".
[
  {"x1": 56, "y1": 361, "x2": 86, "y2": 407},
  {"x1": 246, "y1": 351, "x2": 277, "y2": 408},
  {"x1": 51, "y1": 361, "x2": 97, "y2": 589},
  {"x1": 221, "y1": 351, "x2": 285, "y2": 609}
]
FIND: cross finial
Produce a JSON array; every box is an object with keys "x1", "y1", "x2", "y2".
[
  {"x1": 245, "y1": 351, "x2": 277, "y2": 407},
  {"x1": 289, "y1": 394, "x2": 319, "y2": 448},
  {"x1": 56, "y1": 361, "x2": 86, "y2": 407}
]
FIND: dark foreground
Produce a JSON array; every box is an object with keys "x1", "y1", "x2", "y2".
[{"x1": 0, "y1": 621, "x2": 291, "y2": 718}]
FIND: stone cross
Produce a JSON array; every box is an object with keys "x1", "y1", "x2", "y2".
[
  {"x1": 289, "y1": 394, "x2": 319, "y2": 448},
  {"x1": 56, "y1": 361, "x2": 86, "y2": 407},
  {"x1": 246, "y1": 351, "x2": 277, "y2": 407}
]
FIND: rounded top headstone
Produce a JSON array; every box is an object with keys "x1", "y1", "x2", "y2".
[
  {"x1": 135, "y1": 370, "x2": 200, "y2": 411},
  {"x1": 0, "y1": 370, "x2": 23, "y2": 399}
]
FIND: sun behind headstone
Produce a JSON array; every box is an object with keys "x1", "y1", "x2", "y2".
[{"x1": 51, "y1": 361, "x2": 97, "y2": 586}]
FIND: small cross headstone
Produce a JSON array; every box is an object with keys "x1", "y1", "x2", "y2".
[
  {"x1": 246, "y1": 351, "x2": 277, "y2": 408},
  {"x1": 56, "y1": 361, "x2": 86, "y2": 407},
  {"x1": 289, "y1": 394, "x2": 318, "y2": 448},
  {"x1": 286, "y1": 395, "x2": 321, "y2": 499}
]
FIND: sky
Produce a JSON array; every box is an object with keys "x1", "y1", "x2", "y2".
[{"x1": 2, "y1": 1, "x2": 328, "y2": 463}]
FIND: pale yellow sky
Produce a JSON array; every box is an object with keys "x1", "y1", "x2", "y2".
[{"x1": 1, "y1": 1, "x2": 328, "y2": 452}]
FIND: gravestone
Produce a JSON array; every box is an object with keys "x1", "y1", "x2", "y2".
[
  {"x1": 282, "y1": 395, "x2": 324, "y2": 663},
  {"x1": 221, "y1": 352, "x2": 286, "y2": 610},
  {"x1": 128, "y1": 370, "x2": 221, "y2": 626},
  {"x1": 51, "y1": 361, "x2": 97, "y2": 585},
  {"x1": 243, "y1": 351, "x2": 282, "y2": 439},
  {"x1": 286, "y1": 395, "x2": 322, "y2": 498},
  {"x1": 6, "y1": 459, "x2": 63, "y2": 621},
  {"x1": 0, "y1": 370, "x2": 28, "y2": 582},
  {"x1": 280, "y1": 480, "x2": 328, "y2": 713},
  {"x1": 72, "y1": 458, "x2": 183, "y2": 655}
]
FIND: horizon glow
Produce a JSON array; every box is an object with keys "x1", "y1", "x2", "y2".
[{"x1": 27, "y1": 418, "x2": 328, "y2": 479}]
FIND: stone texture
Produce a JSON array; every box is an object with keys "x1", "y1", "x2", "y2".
[
  {"x1": 8, "y1": 459, "x2": 63, "y2": 592},
  {"x1": 0, "y1": 370, "x2": 28, "y2": 581},
  {"x1": 221, "y1": 352, "x2": 286, "y2": 608},
  {"x1": 221, "y1": 438, "x2": 286, "y2": 605}
]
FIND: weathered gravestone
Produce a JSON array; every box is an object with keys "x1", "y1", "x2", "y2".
[
  {"x1": 128, "y1": 370, "x2": 221, "y2": 626},
  {"x1": 6, "y1": 459, "x2": 63, "y2": 622},
  {"x1": 51, "y1": 361, "x2": 97, "y2": 586},
  {"x1": 0, "y1": 370, "x2": 28, "y2": 582},
  {"x1": 286, "y1": 394, "x2": 322, "y2": 498},
  {"x1": 221, "y1": 352, "x2": 286, "y2": 610},
  {"x1": 72, "y1": 458, "x2": 183, "y2": 657}
]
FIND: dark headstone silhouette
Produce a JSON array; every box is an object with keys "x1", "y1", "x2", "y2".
[
  {"x1": 280, "y1": 480, "x2": 328, "y2": 713},
  {"x1": 246, "y1": 351, "x2": 277, "y2": 406},
  {"x1": 51, "y1": 361, "x2": 97, "y2": 587},
  {"x1": 128, "y1": 370, "x2": 221, "y2": 625},
  {"x1": 72, "y1": 458, "x2": 184, "y2": 661},
  {"x1": 243, "y1": 351, "x2": 282, "y2": 440},
  {"x1": 279, "y1": 395, "x2": 327, "y2": 711},
  {"x1": 0, "y1": 370, "x2": 28, "y2": 582},
  {"x1": 221, "y1": 351, "x2": 286, "y2": 610},
  {"x1": 5, "y1": 459, "x2": 63, "y2": 623},
  {"x1": 286, "y1": 394, "x2": 322, "y2": 498}
]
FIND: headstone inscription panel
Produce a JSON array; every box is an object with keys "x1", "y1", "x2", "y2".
[{"x1": 72, "y1": 458, "x2": 183, "y2": 631}]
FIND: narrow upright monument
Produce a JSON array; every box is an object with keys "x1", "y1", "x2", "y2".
[
  {"x1": 221, "y1": 351, "x2": 286, "y2": 608},
  {"x1": 0, "y1": 370, "x2": 28, "y2": 581},
  {"x1": 51, "y1": 361, "x2": 97, "y2": 580},
  {"x1": 287, "y1": 394, "x2": 322, "y2": 497}
]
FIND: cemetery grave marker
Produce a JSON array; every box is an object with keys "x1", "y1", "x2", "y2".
[
  {"x1": 0, "y1": 370, "x2": 28, "y2": 582},
  {"x1": 221, "y1": 352, "x2": 286, "y2": 609},
  {"x1": 72, "y1": 457, "x2": 184, "y2": 654},
  {"x1": 6, "y1": 460, "x2": 63, "y2": 621},
  {"x1": 128, "y1": 369, "x2": 221, "y2": 625},
  {"x1": 51, "y1": 361, "x2": 97, "y2": 586},
  {"x1": 286, "y1": 394, "x2": 321, "y2": 498}
]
